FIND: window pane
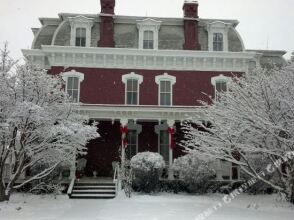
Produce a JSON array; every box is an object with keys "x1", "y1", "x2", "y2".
[
  {"x1": 160, "y1": 93, "x2": 171, "y2": 106},
  {"x1": 143, "y1": 31, "x2": 154, "y2": 49},
  {"x1": 216, "y1": 81, "x2": 227, "y2": 92},
  {"x1": 144, "y1": 31, "x2": 153, "y2": 40},
  {"x1": 73, "y1": 77, "x2": 79, "y2": 89},
  {"x1": 127, "y1": 79, "x2": 138, "y2": 92},
  {"x1": 213, "y1": 33, "x2": 223, "y2": 51},
  {"x1": 127, "y1": 92, "x2": 137, "y2": 105},
  {"x1": 160, "y1": 81, "x2": 166, "y2": 92},
  {"x1": 67, "y1": 77, "x2": 72, "y2": 90},
  {"x1": 72, "y1": 90, "x2": 78, "y2": 102},
  {"x1": 76, "y1": 28, "x2": 86, "y2": 47}
]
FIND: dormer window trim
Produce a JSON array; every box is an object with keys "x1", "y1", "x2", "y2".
[
  {"x1": 69, "y1": 15, "x2": 94, "y2": 47},
  {"x1": 137, "y1": 18, "x2": 162, "y2": 50},
  {"x1": 122, "y1": 72, "x2": 143, "y2": 105},
  {"x1": 155, "y1": 73, "x2": 176, "y2": 106},
  {"x1": 206, "y1": 21, "x2": 232, "y2": 52},
  {"x1": 61, "y1": 70, "x2": 85, "y2": 103}
]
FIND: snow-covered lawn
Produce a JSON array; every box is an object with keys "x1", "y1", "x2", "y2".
[{"x1": 0, "y1": 193, "x2": 293, "y2": 220}]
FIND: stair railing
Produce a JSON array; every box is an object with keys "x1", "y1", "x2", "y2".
[
  {"x1": 67, "y1": 177, "x2": 75, "y2": 196},
  {"x1": 113, "y1": 163, "x2": 121, "y2": 196}
]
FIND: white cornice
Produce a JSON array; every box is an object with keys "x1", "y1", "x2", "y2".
[
  {"x1": 22, "y1": 46, "x2": 260, "y2": 72},
  {"x1": 76, "y1": 104, "x2": 204, "y2": 121}
]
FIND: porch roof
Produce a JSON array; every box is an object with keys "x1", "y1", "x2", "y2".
[{"x1": 76, "y1": 104, "x2": 204, "y2": 122}]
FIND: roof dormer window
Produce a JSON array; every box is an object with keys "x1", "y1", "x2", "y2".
[
  {"x1": 206, "y1": 21, "x2": 231, "y2": 52},
  {"x1": 69, "y1": 15, "x2": 94, "y2": 47},
  {"x1": 137, "y1": 18, "x2": 161, "y2": 50}
]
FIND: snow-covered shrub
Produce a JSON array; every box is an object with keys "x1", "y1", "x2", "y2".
[
  {"x1": 130, "y1": 152, "x2": 165, "y2": 193},
  {"x1": 173, "y1": 154, "x2": 216, "y2": 193}
]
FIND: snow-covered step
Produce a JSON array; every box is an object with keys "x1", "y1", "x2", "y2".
[
  {"x1": 70, "y1": 194, "x2": 115, "y2": 199},
  {"x1": 69, "y1": 180, "x2": 117, "y2": 199},
  {"x1": 72, "y1": 189, "x2": 115, "y2": 194},
  {"x1": 74, "y1": 182, "x2": 115, "y2": 186},
  {"x1": 73, "y1": 185, "x2": 115, "y2": 189}
]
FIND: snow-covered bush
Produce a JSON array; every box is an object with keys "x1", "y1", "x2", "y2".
[
  {"x1": 130, "y1": 152, "x2": 165, "y2": 193},
  {"x1": 173, "y1": 154, "x2": 216, "y2": 193}
]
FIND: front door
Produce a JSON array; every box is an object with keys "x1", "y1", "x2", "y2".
[{"x1": 84, "y1": 121, "x2": 121, "y2": 177}]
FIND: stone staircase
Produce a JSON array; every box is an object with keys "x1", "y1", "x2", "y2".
[{"x1": 68, "y1": 180, "x2": 116, "y2": 199}]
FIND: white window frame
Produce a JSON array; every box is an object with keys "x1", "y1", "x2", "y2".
[
  {"x1": 137, "y1": 18, "x2": 162, "y2": 50},
  {"x1": 61, "y1": 70, "x2": 85, "y2": 103},
  {"x1": 69, "y1": 15, "x2": 94, "y2": 47},
  {"x1": 211, "y1": 74, "x2": 231, "y2": 101},
  {"x1": 206, "y1": 21, "x2": 232, "y2": 52},
  {"x1": 122, "y1": 72, "x2": 143, "y2": 105},
  {"x1": 213, "y1": 32, "x2": 224, "y2": 51},
  {"x1": 143, "y1": 30, "x2": 154, "y2": 49},
  {"x1": 155, "y1": 73, "x2": 176, "y2": 106},
  {"x1": 75, "y1": 27, "x2": 87, "y2": 47}
]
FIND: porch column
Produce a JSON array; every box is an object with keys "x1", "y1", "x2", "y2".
[
  {"x1": 120, "y1": 118, "x2": 128, "y2": 167},
  {"x1": 167, "y1": 119, "x2": 175, "y2": 180}
]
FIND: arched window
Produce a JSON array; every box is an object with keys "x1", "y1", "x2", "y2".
[
  {"x1": 211, "y1": 74, "x2": 231, "y2": 102},
  {"x1": 61, "y1": 70, "x2": 85, "y2": 103},
  {"x1": 66, "y1": 77, "x2": 79, "y2": 102},
  {"x1": 122, "y1": 72, "x2": 143, "y2": 105},
  {"x1": 155, "y1": 73, "x2": 176, "y2": 106},
  {"x1": 126, "y1": 79, "x2": 139, "y2": 105}
]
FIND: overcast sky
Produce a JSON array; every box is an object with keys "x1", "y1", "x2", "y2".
[{"x1": 0, "y1": 0, "x2": 293, "y2": 59}]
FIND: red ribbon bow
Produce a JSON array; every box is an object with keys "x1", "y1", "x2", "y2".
[
  {"x1": 167, "y1": 127, "x2": 176, "y2": 150},
  {"x1": 120, "y1": 126, "x2": 128, "y2": 148},
  {"x1": 120, "y1": 126, "x2": 128, "y2": 134}
]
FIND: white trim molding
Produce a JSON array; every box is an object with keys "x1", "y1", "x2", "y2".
[
  {"x1": 206, "y1": 21, "x2": 232, "y2": 52},
  {"x1": 61, "y1": 70, "x2": 85, "y2": 103},
  {"x1": 155, "y1": 73, "x2": 176, "y2": 85},
  {"x1": 68, "y1": 15, "x2": 94, "y2": 47},
  {"x1": 137, "y1": 18, "x2": 162, "y2": 50},
  {"x1": 122, "y1": 72, "x2": 143, "y2": 84},
  {"x1": 211, "y1": 74, "x2": 231, "y2": 86},
  {"x1": 22, "y1": 46, "x2": 261, "y2": 73},
  {"x1": 61, "y1": 69, "x2": 85, "y2": 82}
]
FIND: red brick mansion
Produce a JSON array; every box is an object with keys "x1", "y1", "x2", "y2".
[{"x1": 23, "y1": 0, "x2": 286, "y2": 182}]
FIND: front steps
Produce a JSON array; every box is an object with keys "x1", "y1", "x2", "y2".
[{"x1": 69, "y1": 181, "x2": 116, "y2": 199}]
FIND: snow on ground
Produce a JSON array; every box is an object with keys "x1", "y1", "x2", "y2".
[{"x1": 0, "y1": 193, "x2": 293, "y2": 220}]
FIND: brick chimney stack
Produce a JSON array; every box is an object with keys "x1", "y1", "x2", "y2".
[
  {"x1": 183, "y1": 0, "x2": 201, "y2": 50},
  {"x1": 98, "y1": 0, "x2": 115, "y2": 47}
]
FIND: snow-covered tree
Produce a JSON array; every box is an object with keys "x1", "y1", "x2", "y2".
[
  {"x1": 183, "y1": 64, "x2": 294, "y2": 203},
  {"x1": 0, "y1": 45, "x2": 98, "y2": 202}
]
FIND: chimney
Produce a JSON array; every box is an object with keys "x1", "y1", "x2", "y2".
[
  {"x1": 183, "y1": 0, "x2": 201, "y2": 50},
  {"x1": 98, "y1": 0, "x2": 115, "y2": 47}
]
